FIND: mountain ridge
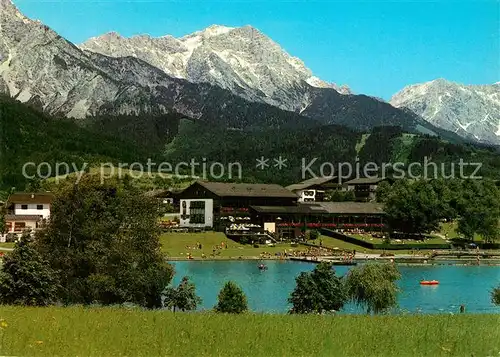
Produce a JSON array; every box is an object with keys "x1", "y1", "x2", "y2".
[
  {"x1": 80, "y1": 24, "x2": 351, "y2": 112},
  {"x1": 0, "y1": 0, "x2": 482, "y2": 144},
  {"x1": 0, "y1": 0, "x2": 322, "y2": 129},
  {"x1": 391, "y1": 79, "x2": 500, "y2": 144}
]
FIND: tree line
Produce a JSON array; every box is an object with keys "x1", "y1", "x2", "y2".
[
  {"x1": 3, "y1": 95, "x2": 500, "y2": 195},
  {"x1": 377, "y1": 178, "x2": 500, "y2": 242}
]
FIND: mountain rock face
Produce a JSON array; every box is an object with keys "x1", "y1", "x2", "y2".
[
  {"x1": 80, "y1": 25, "x2": 351, "y2": 111},
  {"x1": 0, "y1": 0, "x2": 165, "y2": 118},
  {"x1": 0, "y1": 0, "x2": 465, "y2": 139},
  {"x1": 0, "y1": 0, "x2": 318, "y2": 129},
  {"x1": 391, "y1": 79, "x2": 500, "y2": 144},
  {"x1": 73, "y1": 22, "x2": 449, "y2": 135}
]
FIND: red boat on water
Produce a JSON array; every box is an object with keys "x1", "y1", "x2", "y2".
[{"x1": 420, "y1": 280, "x2": 439, "y2": 285}]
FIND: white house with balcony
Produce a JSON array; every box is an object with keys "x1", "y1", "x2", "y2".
[{"x1": 1, "y1": 192, "x2": 54, "y2": 241}]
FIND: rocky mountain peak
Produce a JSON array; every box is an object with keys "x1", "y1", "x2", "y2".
[
  {"x1": 391, "y1": 79, "x2": 500, "y2": 144},
  {"x1": 186, "y1": 24, "x2": 235, "y2": 38},
  {"x1": 1, "y1": 0, "x2": 28, "y2": 20},
  {"x1": 80, "y1": 24, "x2": 351, "y2": 111},
  {"x1": 2, "y1": 2, "x2": 433, "y2": 140},
  {"x1": 0, "y1": 0, "x2": 14, "y2": 10}
]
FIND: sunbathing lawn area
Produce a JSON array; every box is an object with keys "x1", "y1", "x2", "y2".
[
  {"x1": 310, "y1": 235, "x2": 366, "y2": 252},
  {"x1": 160, "y1": 232, "x2": 439, "y2": 259},
  {"x1": 437, "y1": 221, "x2": 485, "y2": 241},
  {"x1": 159, "y1": 232, "x2": 307, "y2": 259},
  {"x1": 309, "y1": 235, "x2": 434, "y2": 256},
  {"x1": 349, "y1": 233, "x2": 448, "y2": 245}
]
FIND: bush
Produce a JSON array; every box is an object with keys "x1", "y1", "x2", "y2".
[
  {"x1": 253, "y1": 244, "x2": 259, "y2": 248},
  {"x1": 214, "y1": 281, "x2": 248, "y2": 314},
  {"x1": 5, "y1": 233, "x2": 17, "y2": 243},
  {"x1": 0, "y1": 233, "x2": 60, "y2": 306},
  {"x1": 309, "y1": 230, "x2": 320, "y2": 241},
  {"x1": 163, "y1": 276, "x2": 201, "y2": 312},
  {"x1": 491, "y1": 286, "x2": 500, "y2": 306},
  {"x1": 239, "y1": 237, "x2": 249, "y2": 245}
]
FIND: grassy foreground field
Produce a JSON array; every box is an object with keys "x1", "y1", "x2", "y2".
[{"x1": 0, "y1": 307, "x2": 499, "y2": 357}]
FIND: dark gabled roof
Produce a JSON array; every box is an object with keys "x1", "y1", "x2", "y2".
[
  {"x1": 251, "y1": 202, "x2": 385, "y2": 215},
  {"x1": 313, "y1": 202, "x2": 385, "y2": 214},
  {"x1": 250, "y1": 205, "x2": 327, "y2": 214},
  {"x1": 345, "y1": 177, "x2": 388, "y2": 185},
  {"x1": 4, "y1": 214, "x2": 43, "y2": 221},
  {"x1": 6, "y1": 192, "x2": 54, "y2": 205},
  {"x1": 286, "y1": 176, "x2": 339, "y2": 191},
  {"x1": 196, "y1": 181, "x2": 298, "y2": 198}
]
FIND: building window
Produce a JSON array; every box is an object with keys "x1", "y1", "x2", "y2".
[
  {"x1": 37, "y1": 204, "x2": 43, "y2": 210},
  {"x1": 21, "y1": 204, "x2": 28, "y2": 210},
  {"x1": 14, "y1": 222, "x2": 26, "y2": 231},
  {"x1": 189, "y1": 201, "x2": 206, "y2": 224}
]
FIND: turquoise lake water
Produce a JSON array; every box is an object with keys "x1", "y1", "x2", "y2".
[{"x1": 171, "y1": 260, "x2": 500, "y2": 314}]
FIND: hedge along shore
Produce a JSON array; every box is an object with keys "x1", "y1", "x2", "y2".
[{"x1": 0, "y1": 306, "x2": 499, "y2": 357}]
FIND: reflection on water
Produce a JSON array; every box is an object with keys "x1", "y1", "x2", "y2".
[{"x1": 171, "y1": 260, "x2": 500, "y2": 314}]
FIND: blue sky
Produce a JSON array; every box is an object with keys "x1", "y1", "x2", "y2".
[{"x1": 14, "y1": 0, "x2": 500, "y2": 99}]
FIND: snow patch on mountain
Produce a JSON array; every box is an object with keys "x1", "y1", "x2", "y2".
[
  {"x1": 390, "y1": 79, "x2": 500, "y2": 144},
  {"x1": 80, "y1": 24, "x2": 351, "y2": 111}
]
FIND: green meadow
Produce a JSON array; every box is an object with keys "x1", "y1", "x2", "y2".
[
  {"x1": 159, "y1": 231, "x2": 443, "y2": 259},
  {"x1": 159, "y1": 232, "x2": 304, "y2": 258},
  {"x1": 0, "y1": 306, "x2": 499, "y2": 357}
]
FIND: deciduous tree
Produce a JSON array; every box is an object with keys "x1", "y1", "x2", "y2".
[
  {"x1": 0, "y1": 233, "x2": 60, "y2": 306},
  {"x1": 289, "y1": 262, "x2": 346, "y2": 314},
  {"x1": 375, "y1": 180, "x2": 391, "y2": 203},
  {"x1": 326, "y1": 190, "x2": 356, "y2": 202},
  {"x1": 163, "y1": 276, "x2": 202, "y2": 312},
  {"x1": 457, "y1": 180, "x2": 500, "y2": 243},
  {"x1": 214, "y1": 281, "x2": 248, "y2": 313},
  {"x1": 35, "y1": 174, "x2": 174, "y2": 308},
  {"x1": 384, "y1": 180, "x2": 441, "y2": 236},
  {"x1": 344, "y1": 263, "x2": 401, "y2": 314},
  {"x1": 0, "y1": 209, "x2": 4, "y2": 235}
]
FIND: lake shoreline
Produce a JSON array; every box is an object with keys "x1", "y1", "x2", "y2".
[
  {"x1": 171, "y1": 260, "x2": 500, "y2": 314},
  {"x1": 166, "y1": 255, "x2": 500, "y2": 266}
]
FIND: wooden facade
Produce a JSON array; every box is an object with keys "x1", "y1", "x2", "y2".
[{"x1": 177, "y1": 181, "x2": 298, "y2": 230}]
